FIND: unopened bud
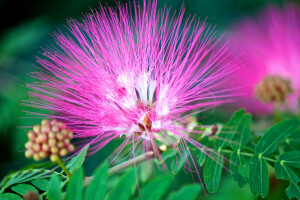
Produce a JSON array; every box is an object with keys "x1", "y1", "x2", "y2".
[
  {"x1": 58, "y1": 122, "x2": 66, "y2": 129},
  {"x1": 56, "y1": 133, "x2": 64, "y2": 141},
  {"x1": 27, "y1": 131, "x2": 35, "y2": 141},
  {"x1": 68, "y1": 144, "x2": 75, "y2": 152},
  {"x1": 25, "y1": 150, "x2": 34, "y2": 158},
  {"x1": 41, "y1": 125, "x2": 50, "y2": 133},
  {"x1": 25, "y1": 119, "x2": 74, "y2": 162},
  {"x1": 57, "y1": 142, "x2": 64, "y2": 148},
  {"x1": 33, "y1": 125, "x2": 41, "y2": 133},
  {"x1": 23, "y1": 191, "x2": 39, "y2": 200},
  {"x1": 38, "y1": 134, "x2": 47, "y2": 143},
  {"x1": 33, "y1": 154, "x2": 41, "y2": 161},
  {"x1": 51, "y1": 147, "x2": 59, "y2": 154},
  {"x1": 64, "y1": 138, "x2": 70, "y2": 144},
  {"x1": 68, "y1": 132, "x2": 73, "y2": 138},
  {"x1": 59, "y1": 149, "x2": 68, "y2": 157},
  {"x1": 48, "y1": 131, "x2": 55, "y2": 138},
  {"x1": 42, "y1": 143, "x2": 50, "y2": 151},
  {"x1": 39, "y1": 151, "x2": 47, "y2": 159},
  {"x1": 61, "y1": 129, "x2": 67, "y2": 135},
  {"x1": 51, "y1": 126, "x2": 59, "y2": 133},
  {"x1": 48, "y1": 138, "x2": 56, "y2": 147},
  {"x1": 25, "y1": 141, "x2": 33, "y2": 149},
  {"x1": 33, "y1": 144, "x2": 40, "y2": 151},
  {"x1": 50, "y1": 154, "x2": 59, "y2": 162},
  {"x1": 41, "y1": 119, "x2": 50, "y2": 126}
]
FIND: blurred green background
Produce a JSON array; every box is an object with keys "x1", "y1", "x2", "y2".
[{"x1": 0, "y1": 0, "x2": 298, "y2": 199}]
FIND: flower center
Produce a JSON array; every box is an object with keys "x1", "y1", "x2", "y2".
[
  {"x1": 255, "y1": 75, "x2": 293, "y2": 104},
  {"x1": 137, "y1": 113, "x2": 152, "y2": 132}
]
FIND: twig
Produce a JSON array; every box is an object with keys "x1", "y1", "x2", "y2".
[{"x1": 84, "y1": 151, "x2": 154, "y2": 187}]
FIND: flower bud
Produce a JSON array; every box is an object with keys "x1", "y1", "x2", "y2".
[
  {"x1": 33, "y1": 125, "x2": 41, "y2": 133},
  {"x1": 27, "y1": 131, "x2": 35, "y2": 141},
  {"x1": 24, "y1": 119, "x2": 75, "y2": 162},
  {"x1": 51, "y1": 146, "x2": 59, "y2": 154},
  {"x1": 33, "y1": 154, "x2": 41, "y2": 161},
  {"x1": 50, "y1": 154, "x2": 59, "y2": 162},
  {"x1": 48, "y1": 138, "x2": 56, "y2": 147},
  {"x1": 25, "y1": 150, "x2": 34, "y2": 158},
  {"x1": 59, "y1": 149, "x2": 68, "y2": 157}
]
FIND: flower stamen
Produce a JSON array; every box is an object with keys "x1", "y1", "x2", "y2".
[{"x1": 255, "y1": 75, "x2": 293, "y2": 104}]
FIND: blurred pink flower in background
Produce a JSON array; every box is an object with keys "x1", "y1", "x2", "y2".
[
  {"x1": 25, "y1": 0, "x2": 237, "y2": 180},
  {"x1": 231, "y1": 3, "x2": 300, "y2": 115}
]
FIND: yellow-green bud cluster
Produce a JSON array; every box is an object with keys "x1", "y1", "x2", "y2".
[{"x1": 25, "y1": 119, "x2": 75, "y2": 162}]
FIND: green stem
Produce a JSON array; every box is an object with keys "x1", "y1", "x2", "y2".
[
  {"x1": 221, "y1": 149, "x2": 278, "y2": 163},
  {"x1": 56, "y1": 156, "x2": 72, "y2": 178},
  {"x1": 274, "y1": 103, "x2": 281, "y2": 123}
]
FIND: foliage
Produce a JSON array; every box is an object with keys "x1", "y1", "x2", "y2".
[{"x1": 0, "y1": 110, "x2": 300, "y2": 199}]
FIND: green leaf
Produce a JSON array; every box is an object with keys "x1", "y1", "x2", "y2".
[
  {"x1": 256, "y1": 119, "x2": 300, "y2": 156},
  {"x1": 66, "y1": 167, "x2": 83, "y2": 200},
  {"x1": 167, "y1": 184, "x2": 201, "y2": 200},
  {"x1": 230, "y1": 151, "x2": 248, "y2": 187},
  {"x1": 171, "y1": 150, "x2": 188, "y2": 175},
  {"x1": 107, "y1": 168, "x2": 136, "y2": 200},
  {"x1": 140, "y1": 175, "x2": 172, "y2": 200},
  {"x1": 11, "y1": 184, "x2": 38, "y2": 196},
  {"x1": 0, "y1": 193, "x2": 22, "y2": 200},
  {"x1": 278, "y1": 151, "x2": 300, "y2": 168},
  {"x1": 197, "y1": 150, "x2": 207, "y2": 167},
  {"x1": 140, "y1": 160, "x2": 153, "y2": 183},
  {"x1": 196, "y1": 137, "x2": 210, "y2": 167},
  {"x1": 204, "y1": 153, "x2": 224, "y2": 193},
  {"x1": 160, "y1": 149, "x2": 175, "y2": 163},
  {"x1": 275, "y1": 161, "x2": 300, "y2": 199},
  {"x1": 231, "y1": 114, "x2": 251, "y2": 150},
  {"x1": 66, "y1": 145, "x2": 89, "y2": 173},
  {"x1": 249, "y1": 155, "x2": 269, "y2": 198},
  {"x1": 85, "y1": 162, "x2": 108, "y2": 200},
  {"x1": 31, "y1": 179, "x2": 49, "y2": 191},
  {"x1": 47, "y1": 174, "x2": 62, "y2": 200},
  {"x1": 0, "y1": 168, "x2": 64, "y2": 191},
  {"x1": 216, "y1": 109, "x2": 245, "y2": 149}
]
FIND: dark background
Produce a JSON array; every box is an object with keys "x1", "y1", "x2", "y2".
[{"x1": 0, "y1": 0, "x2": 298, "y2": 199}]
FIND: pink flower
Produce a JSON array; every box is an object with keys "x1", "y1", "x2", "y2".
[
  {"x1": 231, "y1": 3, "x2": 300, "y2": 114},
  {"x1": 26, "y1": 1, "x2": 237, "y2": 181}
]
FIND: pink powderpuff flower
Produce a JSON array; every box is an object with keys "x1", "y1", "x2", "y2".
[
  {"x1": 230, "y1": 3, "x2": 300, "y2": 115},
  {"x1": 25, "y1": 0, "x2": 237, "y2": 184}
]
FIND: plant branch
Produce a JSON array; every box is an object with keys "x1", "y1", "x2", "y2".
[
  {"x1": 56, "y1": 156, "x2": 72, "y2": 178},
  {"x1": 84, "y1": 151, "x2": 154, "y2": 187},
  {"x1": 221, "y1": 149, "x2": 278, "y2": 163}
]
